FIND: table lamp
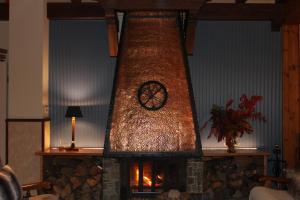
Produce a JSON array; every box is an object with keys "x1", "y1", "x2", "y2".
[{"x1": 65, "y1": 106, "x2": 82, "y2": 151}]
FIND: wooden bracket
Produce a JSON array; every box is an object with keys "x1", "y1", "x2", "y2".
[
  {"x1": 105, "y1": 10, "x2": 119, "y2": 57},
  {"x1": 185, "y1": 11, "x2": 198, "y2": 55}
]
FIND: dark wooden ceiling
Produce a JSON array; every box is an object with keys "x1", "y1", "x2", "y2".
[
  {"x1": 0, "y1": 3, "x2": 8, "y2": 21},
  {"x1": 0, "y1": 1, "x2": 298, "y2": 56},
  {"x1": 0, "y1": 1, "x2": 299, "y2": 24}
]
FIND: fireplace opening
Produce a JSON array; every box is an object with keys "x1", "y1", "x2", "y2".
[
  {"x1": 121, "y1": 159, "x2": 186, "y2": 199},
  {"x1": 130, "y1": 160, "x2": 164, "y2": 193}
]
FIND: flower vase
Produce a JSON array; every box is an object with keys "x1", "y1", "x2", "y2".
[{"x1": 226, "y1": 136, "x2": 236, "y2": 153}]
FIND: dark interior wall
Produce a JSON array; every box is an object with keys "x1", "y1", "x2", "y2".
[
  {"x1": 49, "y1": 20, "x2": 282, "y2": 153},
  {"x1": 189, "y1": 21, "x2": 282, "y2": 153},
  {"x1": 49, "y1": 20, "x2": 115, "y2": 147}
]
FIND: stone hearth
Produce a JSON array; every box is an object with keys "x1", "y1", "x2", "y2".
[
  {"x1": 102, "y1": 155, "x2": 265, "y2": 200},
  {"x1": 43, "y1": 156, "x2": 102, "y2": 200},
  {"x1": 102, "y1": 158, "x2": 203, "y2": 200},
  {"x1": 202, "y1": 156, "x2": 265, "y2": 200},
  {"x1": 39, "y1": 151, "x2": 266, "y2": 200}
]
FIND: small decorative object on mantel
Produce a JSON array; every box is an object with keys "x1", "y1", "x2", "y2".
[{"x1": 200, "y1": 95, "x2": 266, "y2": 153}]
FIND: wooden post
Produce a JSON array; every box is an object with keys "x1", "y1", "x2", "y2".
[{"x1": 283, "y1": 24, "x2": 300, "y2": 170}]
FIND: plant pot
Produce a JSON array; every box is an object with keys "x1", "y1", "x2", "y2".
[
  {"x1": 226, "y1": 137, "x2": 237, "y2": 153},
  {"x1": 227, "y1": 143, "x2": 236, "y2": 153}
]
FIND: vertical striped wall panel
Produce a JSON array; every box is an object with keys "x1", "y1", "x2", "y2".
[
  {"x1": 49, "y1": 20, "x2": 282, "y2": 154},
  {"x1": 49, "y1": 20, "x2": 115, "y2": 147},
  {"x1": 189, "y1": 21, "x2": 282, "y2": 154}
]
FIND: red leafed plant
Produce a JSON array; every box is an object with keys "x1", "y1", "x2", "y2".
[{"x1": 200, "y1": 95, "x2": 266, "y2": 152}]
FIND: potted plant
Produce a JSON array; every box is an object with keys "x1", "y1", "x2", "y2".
[{"x1": 200, "y1": 95, "x2": 266, "y2": 153}]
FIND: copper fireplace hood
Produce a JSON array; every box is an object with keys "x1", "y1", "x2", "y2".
[{"x1": 104, "y1": 11, "x2": 202, "y2": 157}]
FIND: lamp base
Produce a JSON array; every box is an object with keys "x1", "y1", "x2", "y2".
[
  {"x1": 65, "y1": 147, "x2": 79, "y2": 151},
  {"x1": 65, "y1": 142, "x2": 79, "y2": 151}
]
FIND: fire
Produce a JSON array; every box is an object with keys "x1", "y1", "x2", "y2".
[
  {"x1": 135, "y1": 168, "x2": 139, "y2": 184},
  {"x1": 134, "y1": 168, "x2": 163, "y2": 187},
  {"x1": 143, "y1": 175, "x2": 152, "y2": 186},
  {"x1": 157, "y1": 175, "x2": 163, "y2": 181}
]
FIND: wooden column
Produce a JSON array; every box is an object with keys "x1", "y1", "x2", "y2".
[
  {"x1": 283, "y1": 25, "x2": 300, "y2": 169},
  {"x1": 8, "y1": 0, "x2": 49, "y2": 184}
]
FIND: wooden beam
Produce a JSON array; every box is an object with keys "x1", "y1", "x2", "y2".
[
  {"x1": 235, "y1": 0, "x2": 247, "y2": 3},
  {"x1": 105, "y1": 10, "x2": 118, "y2": 57},
  {"x1": 0, "y1": 3, "x2": 9, "y2": 21},
  {"x1": 46, "y1": 2, "x2": 287, "y2": 23},
  {"x1": 103, "y1": 0, "x2": 206, "y2": 10},
  {"x1": 284, "y1": 0, "x2": 300, "y2": 24},
  {"x1": 197, "y1": 3, "x2": 284, "y2": 21},
  {"x1": 47, "y1": 3, "x2": 106, "y2": 20},
  {"x1": 283, "y1": 25, "x2": 300, "y2": 170},
  {"x1": 185, "y1": 11, "x2": 198, "y2": 55}
]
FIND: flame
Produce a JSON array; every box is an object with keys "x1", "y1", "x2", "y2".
[
  {"x1": 157, "y1": 175, "x2": 163, "y2": 181},
  {"x1": 135, "y1": 168, "x2": 152, "y2": 186},
  {"x1": 143, "y1": 176, "x2": 152, "y2": 186},
  {"x1": 135, "y1": 168, "x2": 139, "y2": 185},
  {"x1": 134, "y1": 168, "x2": 165, "y2": 187}
]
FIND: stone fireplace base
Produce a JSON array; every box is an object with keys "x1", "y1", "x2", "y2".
[
  {"x1": 103, "y1": 159, "x2": 121, "y2": 200},
  {"x1": 102, "y1": 158, "x2": 203, "y2": 200},
  {"x1": 102, "y1": 151, "x2": 267, "y2": 200},
  {"x1": 39, "y1": 150, "x2": 267, "y2": 200},
  {"x1": 43, "y1": 156, "x2": 102, "y2": 200}
]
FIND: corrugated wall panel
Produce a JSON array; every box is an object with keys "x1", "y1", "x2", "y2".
[
  {"x1": 49, "y1": 20, "x2": 282, "y2": 153},
  {"x1": 49, "y1": 20, "x2": 115, "y2": 147},
  {"x1": 189, "y1": 21, "x2": 282, "y2": 153}
]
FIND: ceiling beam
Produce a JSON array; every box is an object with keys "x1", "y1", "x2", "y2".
[
  {"x1": 105, "y1": 10, "x2": 119, "y2": 57},
  {"x1": 0, "y1": 3, "x2": 9, "y2": 21},
  {"x1": 185, "y1": 11, "x2": 198, "y2": 55},
  {"x1": 284, "y1": 0, "x2": 300, "y2": 24},
  {"x1": 103, "y1": 0, "x2": 206, "y2": 10},
  {"x1": 235, "y1": 0, "x2": 247, "y2": 3},
  {"x1": 196, "y1": 3, "x2": 284, "y2": 21},
  {"x1": 47, "y1": 2, "x2": 285, "y2": 22},
  {"x1": 47, "y1": 1, "x2": 207, "y2": 20},
  {"x1": 47, "y1": 3, "x2": 106, "y2": 20}
]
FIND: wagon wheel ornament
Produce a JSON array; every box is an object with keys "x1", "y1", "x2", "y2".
[{"x1": 138, "y1": 81, "x2": 168, "y2": 111}]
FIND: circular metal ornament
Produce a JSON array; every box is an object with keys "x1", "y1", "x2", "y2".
[{"x1": 137, "y1": 80, "x2": 168, "y2": 111}]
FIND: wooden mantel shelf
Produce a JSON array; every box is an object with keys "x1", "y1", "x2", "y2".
[
  {"x1": 36, "y1": 148, "x2": 268, "y2": 157},
  {"x1": 36, "y1": 148, "x2": 269, "y2": 175},
  {"x1": 36, "y1": 148, "x2": 103, "y2": 156},
  {"x1": 202, "y1": 149, "x2": 270, "y2": 157}
]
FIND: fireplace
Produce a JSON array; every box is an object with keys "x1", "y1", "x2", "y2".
[
  {"x1": 103, "y1": 10, "x2": 203, "y2": 200},
  {"x1": 120, "y1": 159, "x2": 186, "y2": 198}
]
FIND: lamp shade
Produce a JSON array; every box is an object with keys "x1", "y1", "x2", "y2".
[{"x1": 65, "y1": 106, "x2": 83, "y2": 118}]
